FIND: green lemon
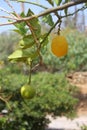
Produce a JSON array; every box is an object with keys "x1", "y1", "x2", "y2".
[{"x1": 21, "y1": 85, "x2": 36, "y2": 99}]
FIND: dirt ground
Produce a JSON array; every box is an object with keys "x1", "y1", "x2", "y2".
[{"x1": 67, "y1": 71, "x2": 87, "y2": 116}]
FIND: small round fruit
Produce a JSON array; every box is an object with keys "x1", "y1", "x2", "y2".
[
  {"x1": 51, "y1": 35, "x2": 68, "y2": 57},
  {"x1": 21, "y1": 85, "x2": 36, "y2": 99}
]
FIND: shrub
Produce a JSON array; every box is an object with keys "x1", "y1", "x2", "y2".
[{"x1": 0, "y1": 68, "x2": 78, "y2": 130}]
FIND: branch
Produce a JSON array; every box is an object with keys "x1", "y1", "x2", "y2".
[
  {"x1": 62, "y1": 5, "x2": 87, "y2": 18},
  {"x1": 0, "y1": 96, "x2": 11, "y2": 110},
  {"x1": 0, "y1": 7, "x2": 17, "y2": 18},
  {"x1": 4, "y1": 0, "x2": 16, "y2": 12},
  {"x1": 0, "y1": 15, "x2": 18, "y2": 20},
  {"x1": 37, "y1": 0, "x2": 87, "y2": 17},
  {"x1": 40, "y1": 19, "x2": 59, "y2": 46},
  {"x1": 11, "y1": 0, "x2": 48, "y2": 9},
  {"x1": 21, "y1": 3, "x2": 25, "y2": 12},
  {"x1": 0, "y1": 0, "x2": 86, "y2": 26}
]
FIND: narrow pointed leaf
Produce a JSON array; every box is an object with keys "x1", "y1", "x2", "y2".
[
  {"x1": 27, "y1": 9, "x2": 41, "y2": 37},
  {"x1": 19, "y1": 35, "x2": 35, "y2": 49},
  {"x1": 58, "y1": 0, "x2": 62, "y2": 5},
  {"x1": 42, "y1": 14, "x2": 54, "y2": 26},
  {"x1": 64, "y1": 8, "x2": 68, "y2": 15},
  {"x1": 54, "y1": 0, "x2": 58, "y2": 5},
  {"x1": 46, "y1": 0, "x2": 54, "y2": 6},
  {"x1": 8, "y1": 48, "x2": 38, "y2": 62}
]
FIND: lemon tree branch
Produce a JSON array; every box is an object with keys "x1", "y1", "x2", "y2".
[{"x1": 0, "y1": 0, "x2": 87, "y2": 26}]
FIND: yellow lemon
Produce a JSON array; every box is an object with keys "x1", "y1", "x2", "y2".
[{"x1": 51, "y1": 35, "x2": 68, "y2": 57}]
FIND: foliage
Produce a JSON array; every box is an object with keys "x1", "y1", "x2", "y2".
[
  {"x1": 0, "y1": 67, "x2": 78, "y2": 130},
  {"x1": 0, "y1": 0, "x2": 87, "y2": 130},
  {"x1": 80, "y1": 124, "x2": 87, "y2": 130},
  {"x1": 0, "y1": 32, "x2": 19, "y2": 61},
  {"x1": 8, "y1": 9, "x2": 48, "y2": 66}
]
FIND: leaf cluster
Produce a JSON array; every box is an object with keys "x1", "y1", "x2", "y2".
[{"x1": 8, "y1": 10, "x2": 49, "y2": 65}]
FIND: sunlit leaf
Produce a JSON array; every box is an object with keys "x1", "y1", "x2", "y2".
[
  {"x1": 85, "y1": 2, "x2": 87, "y2": 7},
  {"x1": 64, "y1": 0, "x2": 69, "y2": 15},
  {"x1": 8, "y1": 48, "x2": 38, "y2": 62},
  {"x1": 19, "y1": 35, "x2": 35, "y2": 49},
  {"x1": 54, "y1": 0, "x2": 58, "y2": 5},
  {"x1": 64, "y1": 8, "x2": 68, "y2": 15},
  {"x1": 46, "y1": 0, "x2": 54, "y2": 6},
  {"x1": 13, "y1": 12, "x2": 27, "y2": 35},
  {"x1": 40, "y1": 33, "x2": 48, "y2": 47},
  {"x1": 27, "y1": 9, "x2": 41, "y2": 37},
  {"x1": 58, "y1": 0, "x2": 62, "y2": 5},
  {"x1": 42, "y1": 14, "x2": 54, "y2": 26}
]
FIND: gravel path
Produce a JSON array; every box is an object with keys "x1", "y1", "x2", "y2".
[{"x1": 46, "y1": 115, "x2": 87, "y2": 130}]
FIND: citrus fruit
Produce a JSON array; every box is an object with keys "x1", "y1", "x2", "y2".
[
  {"x1": 51, "y1": 35, "x2": 68, "y2": 57},
  {"x1": 21, "y1": 85, "x2": 36, "y2": 99}
]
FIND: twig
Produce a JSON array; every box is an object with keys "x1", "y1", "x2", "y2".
[
  {"x1": 10, "y1": 0, "x2": 48, "y2": 9},
  {"x1": 21, "y1": 3, "x2": 25, "y2": 12},
  {"x1": 26, "y1": 21, "x2": 43, "y2": 64},
  {"x1": 31, "y1": 63, "x2": 40, "y2": 71},
  {"x1": 4, "y1": 0, "x2": 20, "y2": 18},
  {"x1": 0, "y1": 21, "x2": 17, "y2": 26},
  {"x1": 62, "y1": 5, "x2": 87, "y2": 18},
  {"x1": 4, "y1": 0, "x2": 16, "y2": 13},
  {"x1": 28, "y1": 60, "x2": 32, "y2": 85},
  {"x1": 40, "y1": 19, "x2": 60, "y2": 46},
  {"x1": 0, "y1": 96, "x2": 11, "y2": 110},
  {"x1": 37, "y1": 0, "x2": 87, "y2": 17},
  {"x1": 0, "y1": 7, "x2": 17, "y2": 18},
  {"x1": 0, "y1": 15, "x2": 18, "y2": 20}
]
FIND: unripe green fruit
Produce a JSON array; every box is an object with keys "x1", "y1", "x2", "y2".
[{"x1": 21, "y1": 85, "x2": 36, "y2": 99}]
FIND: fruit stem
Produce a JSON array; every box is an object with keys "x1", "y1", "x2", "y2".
[
  {"x1": 28, "y1": 60, "x2": 32, "y2": 85},
  {"x1": 57, "y1": 17, "x2": 62, "y2": 35}
]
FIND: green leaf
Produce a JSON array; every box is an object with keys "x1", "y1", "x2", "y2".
[
  {"x1": 14, "y1": 22, "x2": 27, "y2": 35},
  {"x1": 64, "y1": 0, "x2": 70, "y2": 4},
  {"x1": 27, "y1": 9, "x2": 41, "y2": 37},
  {"x1": 85, "y1": 2, "x2": 87, "y2": 7},
  {"x1": 46, "y1": 0, "x2": 54, "y2": 6},
  {"x1": 64, "y1": 0, "x2": 69, "y2": 15},
  {"x1": 13, "y1": 28, "x2": 28, "y2": 35},
  {"x1": 20, "y1": 12, "x2": 25, "y2": 17},
  {"x1": 42, "y1": 14, "x2": 54, "y2": 26},
  {"x1": 54, "y1": 0, "x2": 58, "y2": 5},
  {"x1": 13, "y1": 12, "x2": 27, "y2": 36},
  {"x1": 64, "y1": 8, "x2": 68, "y2": 15},
  {"x1": 40, "y1": 33, "x2": 48, "y2": 46},
  {"x1": 19, "y1": 35, "x2": 35, "y2": 49},
  {"x1": 8, "y1": 48, "x2": 38, "y2": 62},
  {"x1": 58, "y1": 0, "x2": 62, "y2": 5}
]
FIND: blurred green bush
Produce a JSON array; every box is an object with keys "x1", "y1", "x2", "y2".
[{"x1": 0, "y1": 67, "x2": 78, "y2": 130}]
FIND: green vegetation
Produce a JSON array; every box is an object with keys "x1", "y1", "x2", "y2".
[
  {"x1": 80, "y1": 124, "x2": 87, "y2": 130},
  {"x1": 0, "y1": 28, "x2": 87, "y2": 130},
  {"x1": 0, "y1": 32, "x2": 19, "y2": 61},
  {"x1": 0, "y1": 67, "x2": 78, "y2": 130},
  {"x1": 0, "y1": 0, "x2": 87, "y2": 129}
]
